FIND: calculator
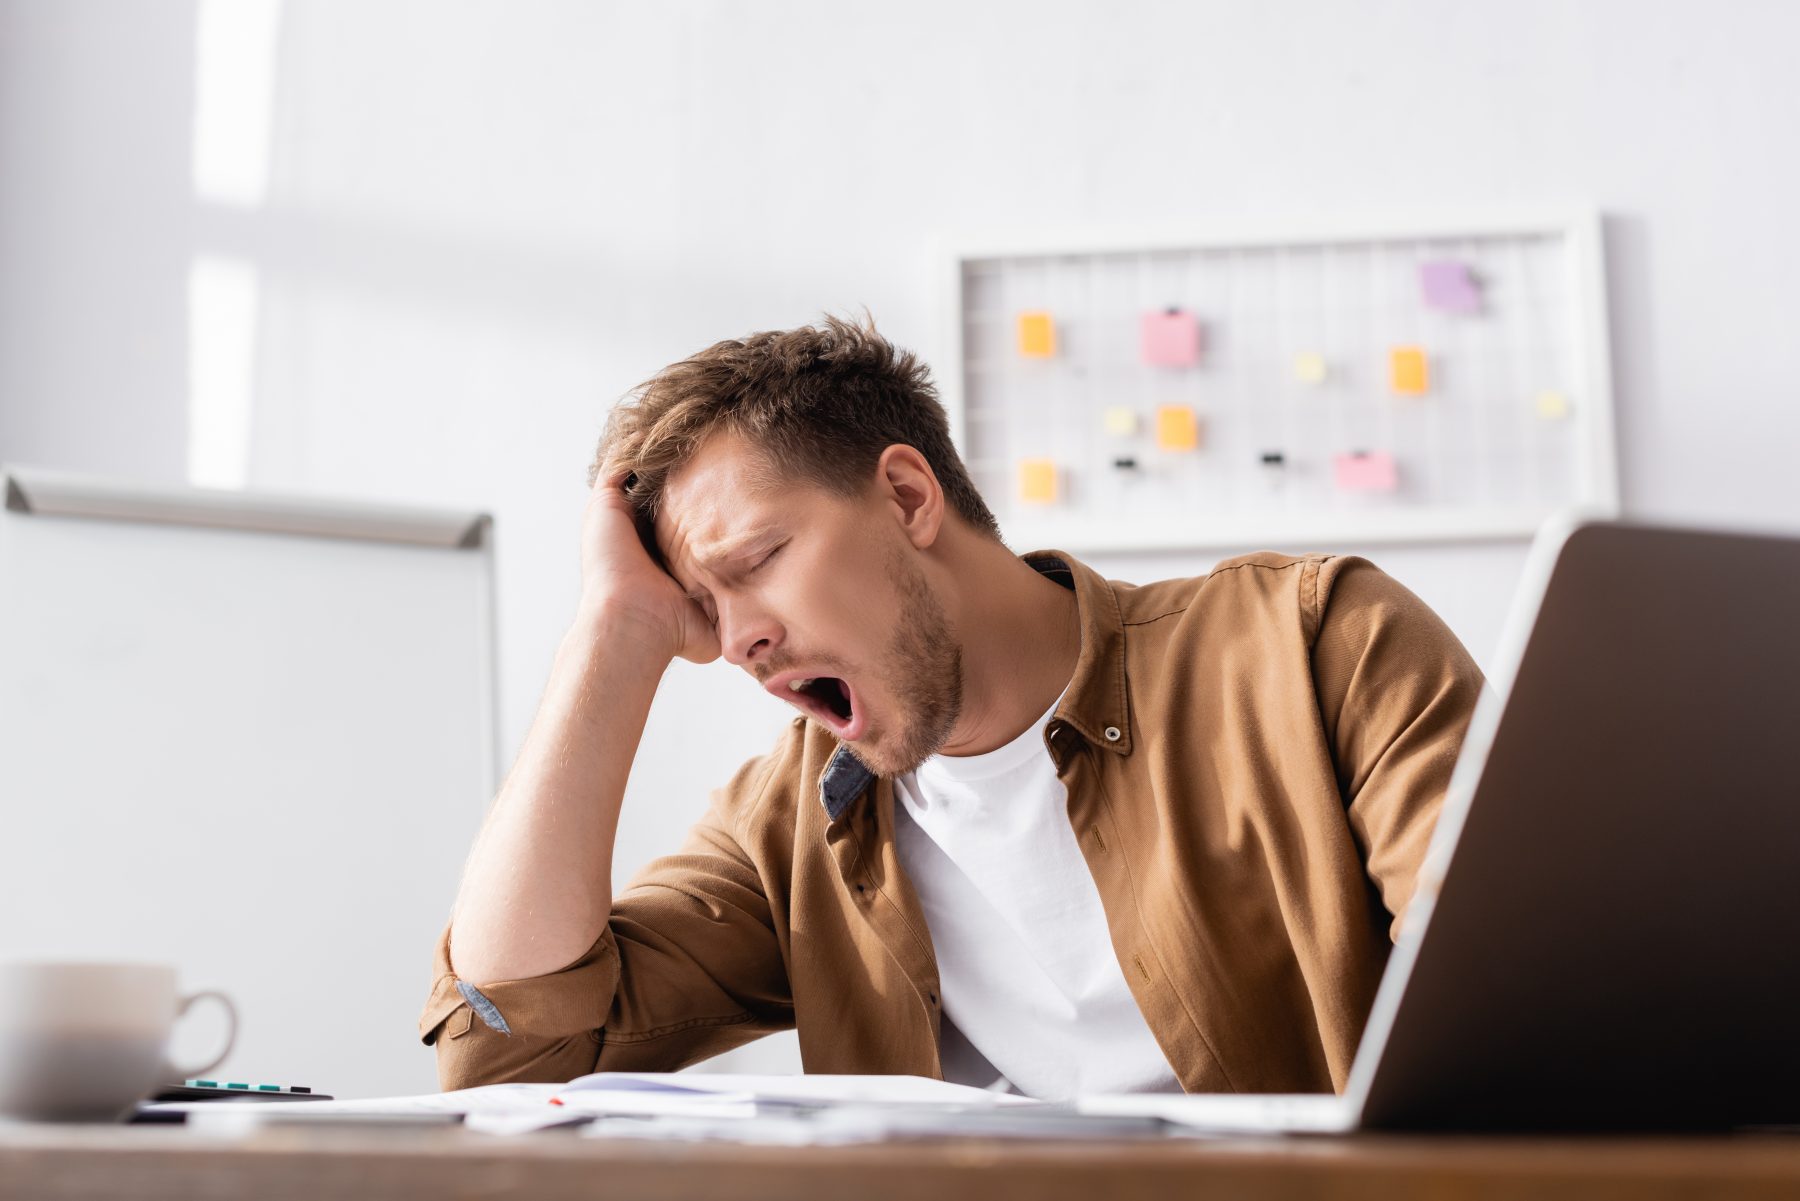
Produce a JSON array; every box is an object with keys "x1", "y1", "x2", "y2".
[{"x1": 150, "y1": 1080, "x2": 334, "y2": 1102}]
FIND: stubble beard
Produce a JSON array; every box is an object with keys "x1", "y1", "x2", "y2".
[{"x1": 845, "y1": 550, "x2": 963, "y2": 779}]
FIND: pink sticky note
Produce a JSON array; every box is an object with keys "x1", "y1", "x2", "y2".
[
  {"x1": 1333, "y1": 451, "x2": 1399, "y2": 493},
  {"x1": 1420, "y1": 261, "x2": 1481, "y2": 313},
  {"x1": 1140, "y1": 309, "x2": 1202, "y2": 367}
]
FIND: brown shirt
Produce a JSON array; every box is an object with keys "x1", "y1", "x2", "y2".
[{"x1": 420, "y1": 550, "x2": 1484, "y2": 1094}]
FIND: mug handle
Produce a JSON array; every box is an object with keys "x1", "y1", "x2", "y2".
[{"x1": 164, "y1": 989, "x2": 239, "y2": 1080}]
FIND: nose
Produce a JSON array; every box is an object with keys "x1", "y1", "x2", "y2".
[{"x1": 715, "y1": 592, "x2": 782, "y2": 668}]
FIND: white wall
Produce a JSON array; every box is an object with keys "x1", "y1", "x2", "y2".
[{"x1": 4, "y1": 0, "x2": 1798, "y2": 1074}]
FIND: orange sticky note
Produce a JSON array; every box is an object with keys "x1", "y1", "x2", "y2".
[
  {"x1": 1155, "y1": 406, "x2": 1199, "y2": 451},
  {"x1": 1017, "y1": 311, "x2": 1056, "y2": 358},
  {"x1": 1018, "y1": 459, "x2": 1057, "y2": 504},
  {"x1": 1390, "y1": 347, "x2": 1429, "y2": 395}
]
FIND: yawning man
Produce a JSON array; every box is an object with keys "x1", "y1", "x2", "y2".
[{"x1": 422, "y1": 316, "x2": 1484, "y2": 1100}]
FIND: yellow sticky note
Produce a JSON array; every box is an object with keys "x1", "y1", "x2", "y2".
[
  {"x1": 1294, "y1": 351, "x2": 1328, "y2": 384},
  {"x1": 1155, "y1": 405, "x2": 1199, "y2": 452},
  {"x1": 1017, "y1": 311, "x2": 1056, "y2": 358},
  {"x1": 1018, "y1": 459, "x2": 1057, "y2": 504},
  {"x1": 1536, "y1": 390, "x2": 1571, "y2": 420},
  {"x1": 1102, "y1": 407, "x2": 1139, "y2": 437},
  {"x1": 1390, "y1": 347, "x2": 1429, "y2": 396}
]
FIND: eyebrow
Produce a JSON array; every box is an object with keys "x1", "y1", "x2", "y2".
[
  {"x1": 695, "y1": 527, "x2": 783, "y2": 570},
  {"x1": 678, "y1": 527, "x2": 784, "y2": 600}
]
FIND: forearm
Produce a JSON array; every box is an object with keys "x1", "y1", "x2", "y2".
[{"x1": 449, "y1": 602, "x2": 670, "y2": 986}]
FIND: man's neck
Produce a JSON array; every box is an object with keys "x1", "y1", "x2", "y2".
[{"x1": 933, "y1": 537, "x2": 1081, "y2": 759}]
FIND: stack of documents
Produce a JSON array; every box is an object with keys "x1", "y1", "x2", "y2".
[{"x1": 142, "y1": 1073, "x2": 1173, "y2": 1142}]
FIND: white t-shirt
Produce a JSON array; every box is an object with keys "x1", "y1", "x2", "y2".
[{"x1": 891, "y1": 698, "x2": 1182, "y2": 1101}]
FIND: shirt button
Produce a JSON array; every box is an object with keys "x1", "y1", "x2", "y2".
[{"x1": 1104, "y1": 725, "x2": 1122, "y2": 742}]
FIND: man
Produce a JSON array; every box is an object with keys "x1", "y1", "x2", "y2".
[{"x1": 421, "y1": 315, "x2": 1484, "y2": 1100}]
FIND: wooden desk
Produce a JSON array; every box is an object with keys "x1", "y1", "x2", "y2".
[{"x1": 3, "y1": 1124, "x2": 1799, "y2": 1201}]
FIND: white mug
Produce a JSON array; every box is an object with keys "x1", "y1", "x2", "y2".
[{"x1": 0, "y1": 962, "x2": 238, "y2": 1122}]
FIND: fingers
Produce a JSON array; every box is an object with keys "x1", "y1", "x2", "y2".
[
  {"x1": 586, "y1": 443, "x2": 631, "y2": 489},
  {"x1": 588, "y1": 441, "x2": 638, "y2": 490},
  {"x1": 589, "y1": 459, "x2": 631, "y2": 496},
  {"x1": 585, "y1": 462, "x2": 643, "y2": 526}
]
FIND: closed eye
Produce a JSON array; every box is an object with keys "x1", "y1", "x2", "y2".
[{"x1": 746, "y1": 541, "x2": 786, "y2": 575}]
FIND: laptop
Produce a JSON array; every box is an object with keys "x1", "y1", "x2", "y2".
[{"x1": 1080, "y1": 516, "x2": 1800, "y2": 1132}]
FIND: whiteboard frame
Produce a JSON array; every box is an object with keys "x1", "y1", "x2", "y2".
[
  {"x1": 1, "y1": 464, "x2": 502, "y2": 793},
  {"x1": 935, "y1": 211, "x2": 1619, "y2": 553},
  {"x1": 0, "y1": 465, "x2": 504, "y2": 1097}
]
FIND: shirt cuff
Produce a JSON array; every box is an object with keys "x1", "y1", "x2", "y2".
[{"x1": 418, "y1": 921, "x2": 621, "y2": 1045}]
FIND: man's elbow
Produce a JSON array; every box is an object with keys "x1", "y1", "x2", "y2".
[{"x1": 434, "y1": 1024, "x2": 603, "y2": 1091}]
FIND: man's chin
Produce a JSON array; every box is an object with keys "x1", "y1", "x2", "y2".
[
  {"x1": 841, "y1": 739, "x2": 903, "y2": 780},
  {"x1": 838, "y1": 728, "x2": 930, "y2": 780}
]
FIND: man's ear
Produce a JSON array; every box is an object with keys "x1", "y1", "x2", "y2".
[{"x1": 875, "y1": 444, "x2": 944, "y2": 550}]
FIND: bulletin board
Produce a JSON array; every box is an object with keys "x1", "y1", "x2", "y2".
[{"x1": 938, "y1": 213, "x2": 1618, "y2": 553}]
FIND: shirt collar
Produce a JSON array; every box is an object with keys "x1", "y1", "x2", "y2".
[
  {"x1": 1025, "y1": 550, "x2": 1134, "y2": 758},
  {"x1": 816, "y1": 549, "x2": 1130, "y2": 821}
]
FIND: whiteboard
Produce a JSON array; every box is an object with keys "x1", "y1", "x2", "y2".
[
  {"x1": 0, "y1": 466, "x2": 496, "y2": 1099},
  {"x1": 939, "y1": 212, "x2": 1619, "y2": 553}
]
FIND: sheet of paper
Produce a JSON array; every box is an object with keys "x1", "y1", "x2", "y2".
[
  {"x1": 1419, "y1": 260, "x2": 1482, "y2": 313},
  {"x1": 581, "y1": 1104, "x2": 1171, "y2": 1145},
  {"x1": 146, "y1": 1072, "x2": 1037, "y2": 1139},
  {"x1": 142, "y1": 1081, "x2": 560, "y2": 1118},
  {"x1": 1155, "y1": 405, "x2": 1200, "y2": 452},
  {"x1": 143, "y1": 1081, "x2": 581, "y2": 1135},
  {"x1": 560, "y1": 1072, "x2": 1032, "y2": 1108},
  {"x1": 552, "y1": 1073, "x2": 1041, "y2": 1139},
  {"x1": 1389, "y1": 347, "x2": 1429, "y2": 395},
  {"x1": 1140, "y1": 310, "x2": 1202, "y2": 367},
  {"x1": 551, "y1": 1091, "x2": 757, "y2": 1119},
  {"x1": 566, "y1": 1074, "x2": 1055, "y2": 1145},
  {"x1": 1017, "y1": 459, "x2": 1057, "y2": 504},
  {"x1": 1016, "y1": 311, "x2": 1056, "y2": 358},
  {"x1": 583, "y1": 1113, "x2": 840, "y2": 1145},
  {"x1": 1333, "y1": 451, "x2": 1399, "y2": 493},
  {"x1": 1077, "y1": 1092, "x2": 1349, "y2": 1135}
]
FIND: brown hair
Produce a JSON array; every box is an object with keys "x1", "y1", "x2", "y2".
[{"x1": 593, "y1": 313, "x2": 1001, "y2": 540}]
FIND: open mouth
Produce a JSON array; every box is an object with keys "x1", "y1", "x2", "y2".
[{"x1": 769, "y1": 673, "x2": 865, "y2": 740}]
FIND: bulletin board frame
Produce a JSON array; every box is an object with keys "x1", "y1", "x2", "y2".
[{"x1": 936, "y1": 211, "x2": 1619, "y2": 554}]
